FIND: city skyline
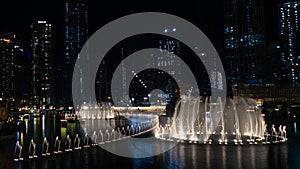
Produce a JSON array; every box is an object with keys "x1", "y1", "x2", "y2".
[
  {"x1": 31, "y1": 21, "x2": 54, "y2": 106},
  {"x1": 0, "y1": 0, "x2": 299, "y2": 108},
  {"x1": 1, "y1": 1, "x2": 300, "y2": 169}
]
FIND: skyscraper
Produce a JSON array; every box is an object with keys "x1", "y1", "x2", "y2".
[
  {"x1": 0, "y1": 33, "x2": 29, "y2": 109},
  {"x1": 31, "y1": 21, "x2": 54, "y2": 107},
  {"x1": 278, "y1": 1, "x2": 300, "y2": 86},
  {"x1": 0, "y1": 33, "x2": 27, "y2": 100},
  {"x1": 224, "y1": 0, "x2": 266, "y2": 86},
  {"x1": 62, "y1": 0, "x2": 88, "y2": 106},
  {"x1": 0, "y1": 33, "x2": 17, "y2": 100},
  {"x1": 157, "y1": 29, "x2": 181, "y2": 102}
]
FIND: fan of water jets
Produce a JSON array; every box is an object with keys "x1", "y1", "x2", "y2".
[
  {"x1": 170, "y1": 96, "x2": 265, "y2": 142},
  {"x1": 78, "y1": 102, "x2": 115, "y2": 119}
]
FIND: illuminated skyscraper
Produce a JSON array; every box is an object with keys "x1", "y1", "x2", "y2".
[
  {"x1": 0, "y1": 33, "x2": 27, "y2": 101},
  {"x1": 157, "y1": 29, "x2": 181, "y2": 102},
  {"x1": 278, "y1": 1, "x2": 300, "y2": 86},
  {"x1": 62, "y1": 0, "x2": 88, "y2": 106},
  {"x1": 0, "y1": 33, "x2": 17, "y2": 99},
  {"x1": 224, "y1": 0, "x2": 266, "y2": 85},
  {"x1": 158, "y1": 29, "x2": 181, "y2": 76},
  {"x1": 31, "y1": 21, "x2": 54, "y2": 107}
]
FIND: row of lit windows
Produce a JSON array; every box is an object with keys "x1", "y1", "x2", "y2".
[
  {"x1": 279, "y1": 2, "x2": 300, "y2": 82},
  {"x1": 224, "y1": 27, "x2": 234, "y2": 34}
]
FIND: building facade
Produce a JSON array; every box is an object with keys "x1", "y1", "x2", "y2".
[
  {"x1": 62, "y1": 0, "x2": 88, "y2": 106},
  {"x1": 224, "y1": 0, "x2": 267, "y2": 86},
  {"x1": 0, "y1": 33, "x2": 28, "y2": 110},
  {"x1": 0, "y1": 33, "x2": 16, "y2": 100},
  {"x1": 278, "y1": 1, "x2": 300, "y2": 86},
  {"x1": 31, "y1": 21, "x2": 54, "y2": 107}
]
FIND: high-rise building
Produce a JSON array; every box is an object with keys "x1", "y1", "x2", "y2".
[
  {"x1": 0, "y1": 33, "x2": 17, "y2": 100},
  {"x1": 278, "y1": 1, "x2": 300, "y2": 86},
  {"x1": 0, "y1": 33, "x2": 23, "y2": 98},
  {"x1": 0, "y1": 33, "x2": 27, "y2": 108},
  {"x1": 31, "y1": 21, "x2": 54, "y2": 107},
  {"x1": 157, "y1": 29, "x2": 181, "y2": 102},
  {"x1": 62, "y1": 0, "x2": 88, "y2": 106},
  {"x1": 224, "y1": 0, "x2": 266, "y2": 86}
]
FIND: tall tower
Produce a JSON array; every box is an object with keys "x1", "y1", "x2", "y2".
[
  {"x1": 224, "y1": 0, "x2": 266, "y2": 85},
  {"x1": 278, "y1": 1, "x2": 300, "y2": 86},
  {"x1": 31, "y1": 21, "x2": 54, "y2": 107},
  {"x1": 0, "y1": 33, "x2": 17, "y2": 100},
  {"x1": 63, "y1": 0, "x2": 88, "y2": 106},
  {"x1": 158, "y1": 28, "x2": 182, "y2": 101},
  {"x1": 0, "y1": 33, "x2": 28, "y2": 108},
  {"x1": 0, "y1": 33, "x2": 26, "y2": 99}
]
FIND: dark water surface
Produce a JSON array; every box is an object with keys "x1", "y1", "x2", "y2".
[{"x1": 0, "y1": 115, "x2": 299, "y2": 169}]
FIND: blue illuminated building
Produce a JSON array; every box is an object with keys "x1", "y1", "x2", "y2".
[
  {"x1": 224, "y1": 0, "x2": 266, "y2": 85},
  {"x1": 61, "y1": 0, "x2": 88, "y2": 106},
  {"x1": 278, "y1": 1, "x2": 300, "y2": 86}
]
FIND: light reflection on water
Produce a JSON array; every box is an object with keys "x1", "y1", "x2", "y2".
[{"x1": 0, "y1": 116, "x2": 300, "y2": 169}]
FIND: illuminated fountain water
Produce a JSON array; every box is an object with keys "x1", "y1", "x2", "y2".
[
  {"x1": 28, "y1": 139, "x2": 37, "y2": 158},
  {"x1": 83, "y1": 133, "x2": 90, "y2": 147},
  {"x1": 12, "y1": 101, "x2": 158, "y2": 163},
  {"x1": 13, "y1": 141, "x2": 23, "y2": 161},
  {"x1": 74, "y1": 134, "x2": 81, "y2": 149},
  {"x1": 42, "y1": 137, "x2": 50, "y2": 156},
  {"x1": 78, "y1": 102, "x2": 115, "y2": 120},
  {"x1": 99, "y1": 130, "x2": 104, "y2": 144},
  {"x1": 91, "y1": 131, "x2": 97, "y2": 146},
  {"x1": 158, "y1": 96, "x2": 287, "y2": 144},
  {"x1": 65, "y1": 135, "x2": 72, "y2": 151},
  {"x1": 54, "y1": 136, "x2": 62, "y2": 153}
]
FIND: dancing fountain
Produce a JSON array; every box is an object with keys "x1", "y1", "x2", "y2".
[
  {"x1": 74, "y1": 134, "x2": 81, "y2": 149},
  {"x1": 14, "y1": 96, "x2": 287, "y2": 163},
  {"x1": 54, "y1": 136, "x2": 62, "y2": 153},
  {"x1": 78, "y1": 102, "x2": 115, "y2": 120},
  {"x1": 156, "y1": 96, "x2": 287, "y2": 144},
  {"x1": 13, "y1": 101, "x2": 159, "y2": 162},
  {"x1": 42, "y1": 137, "x2": 50, "y2": 156},
  {"x1": 13, "y1": 141, "x2": 23, "y2": 161},
  {"x1": 83, "y1": 133, "x2": 90, "y2": 148},
  {"x1": 28, "y1": 139, "x2": 38, "y2": 158},
  {"x1": 65, "y1": 135, "x2": 72, "y2": 151}
]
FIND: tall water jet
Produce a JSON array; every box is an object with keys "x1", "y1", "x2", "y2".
[
  {"x1": 271, "y1": 124, "x2": 278, "y2": 143},
  {"x1": 91, "y1": 131, "x2": 97, "y2": 146},
  {"x1": 28, "y1": 139, "x2": 37, "y2": 158},
  {"x1": 165, "y1": 96, "x2": 284, "y2": 144},
  {"x1": 83, "y1": 133, "x2": 90, "y2": 147},
  {"x1": 65, "y1": 135, "x2": 72, "y2": 151},
  {"x1": 54, "y1": 136, "x2": 62, "y2": 153},
  {"x1": 105, "y1": 129, "x2": 110, "y2": 142},
  {"x1": 74, "y1": 134, "x2": 81, "y2": 149},
  {"x1": 42, "y1": 137, "x2": 50, "y2": 156},
  {"x1": 13, "y1": 141, "x2": 23, "y2": 161},
  {"x1": 283, "y1": 126, "x2": 287, "y2": 141},
  {"x1": 99, "y1": 130, "x2": 104, "y2": 144}
]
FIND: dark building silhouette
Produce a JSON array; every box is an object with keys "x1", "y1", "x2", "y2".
[
  {"x1": 61, "y1": 0, "x2": 88, "y2": 106},
  {"x1": 224, "y1": 0, "x2": 267, "y2": 86},
  {"x1": 278, "y1": 1, "x2": 300, "y2": 86},
  {"x1": 0, "y1": 33, "x2": 28, "y2": 107},
  {"x1": 0, "y1": 33, "x2": 17, "y2": 100},
  {"x1": 31, "y1": 21, "x2": 54, "y2": 107}
]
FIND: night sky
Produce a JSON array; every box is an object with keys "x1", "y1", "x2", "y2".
[
  {"x1": 0, "y1": 1, "x2": 223, "y2": 49},
  {"x1": 0, "y1": 1, "x2": 221, "y2": 32},
  {"x1": 0, "y1": 0, "x2": 278, "y2": 58}
]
